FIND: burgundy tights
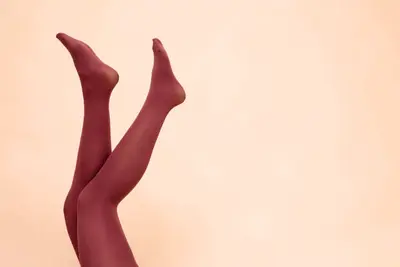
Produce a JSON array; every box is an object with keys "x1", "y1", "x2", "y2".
[{"x1": 58, "y1": 33, "x2": 185, "y2": 267}]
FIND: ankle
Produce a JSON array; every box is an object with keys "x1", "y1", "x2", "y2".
[
  {"x1": 83, "y1": 94, "x2": 110, "y2": 106},
  {"x1": 143, "y1": 98, "x2": 173, "y2": 115}
]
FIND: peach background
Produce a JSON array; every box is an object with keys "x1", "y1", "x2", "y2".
[{"x1": 1, "y1": 0, "x2": 400, "y2": 266}]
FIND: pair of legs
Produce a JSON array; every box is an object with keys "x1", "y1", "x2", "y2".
[{"x1": 58, "y1": 33, "x2": 186, "y2": 267}]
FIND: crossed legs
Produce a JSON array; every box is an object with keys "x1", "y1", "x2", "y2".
[{"x1": 58, "y1": 33, "x2": 186, "y2": 267}]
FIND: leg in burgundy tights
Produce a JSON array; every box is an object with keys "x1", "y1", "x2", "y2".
[
  {"x1": 76, "y1": 39, "x2": 186, "y2": 267},
  {"x1": 57, "y1": 33, "x2": 119, "y2": 260}
]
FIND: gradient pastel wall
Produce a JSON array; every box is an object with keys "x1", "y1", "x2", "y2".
[{"x1": 1, "y1": 0, "x2": 400, "y2": 266}]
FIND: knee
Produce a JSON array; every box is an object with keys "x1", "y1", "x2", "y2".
[
  {"x1": 63, "y1": 190, "x2": 79, "y2": 217},
  {"x1": 77, "y1": 185, "x2": 99, "y2": 211},
  {"x1": 76, "y1": 182, "x2": 116, "y2": 212}
]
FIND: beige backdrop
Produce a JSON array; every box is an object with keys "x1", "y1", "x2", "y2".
[{"x1": 1, "y1": 0, "x2": 400, "y2": 266}]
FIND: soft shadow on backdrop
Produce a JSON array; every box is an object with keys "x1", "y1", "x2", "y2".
[{"x1": 1, "y1": 0, "x2": 400, "y2": 266}]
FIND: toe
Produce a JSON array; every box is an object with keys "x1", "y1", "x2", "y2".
[
  {"x1": 152, "y1": 38, "x2": 171, "y2": 66},
  {"x1": 57, "y1": 33, "x2": 80, "y2": 51},
  {"x1": 57, "y1": 33, "x2": 98, "y2": 61},
  {"x1": 152, "y1": 38, "x2": 167, "y2": 54}
]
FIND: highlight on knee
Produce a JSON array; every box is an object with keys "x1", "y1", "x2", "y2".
[{"x1": 76, "y1": 182, "x2": 118, "y2": 210}]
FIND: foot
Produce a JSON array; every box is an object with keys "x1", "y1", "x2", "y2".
[
  {"x1": 56, "y1": 33, "x2": 119, "y2": 99},
  {"x1": 147, "y1": 38, "x2": 186, "y2": 109}
]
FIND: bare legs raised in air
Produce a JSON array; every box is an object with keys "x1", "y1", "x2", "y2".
[{"x1": 57, "y1": 33, "x2": 186, "y2": 267}]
